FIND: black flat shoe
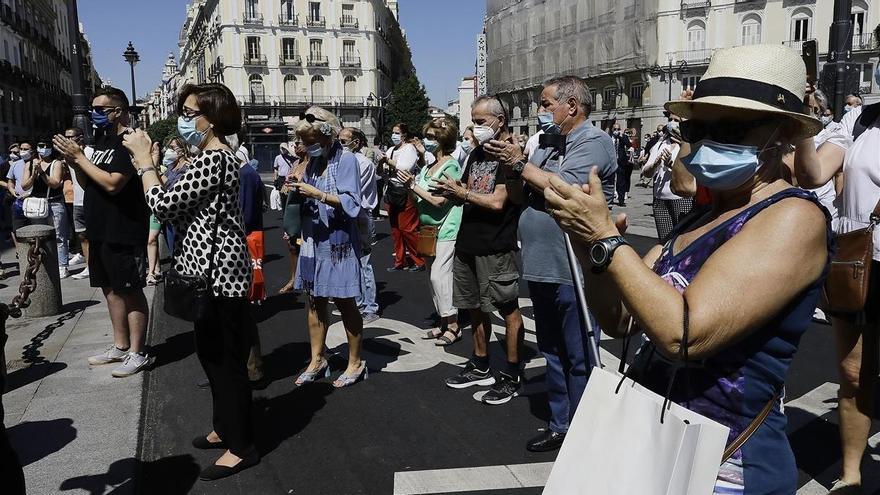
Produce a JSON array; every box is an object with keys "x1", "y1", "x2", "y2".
[
  {"x1": 199, "y1": 449, "x2": 260, "y2": 481},
  {"x1": 526, "y1": 429, "x2": 566, "y2": 452},
  {"x1": 192, "y1": 435, "x2": 226, "y2": 450}
]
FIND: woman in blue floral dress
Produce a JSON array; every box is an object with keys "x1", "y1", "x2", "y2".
[
  {"x1": 290, "y1": 106, "x2": 366, "y2": 388},
  {"x1": 544, "y1": 46, "x2": 833, "y2": 494}
]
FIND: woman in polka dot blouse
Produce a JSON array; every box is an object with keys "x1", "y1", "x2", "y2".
[
  {"x1": 123, "y1": 83, "x2": 259, "y2": 481},
  {"x1": 289, "y1": 106, "x2": 367, "y2": 388}
]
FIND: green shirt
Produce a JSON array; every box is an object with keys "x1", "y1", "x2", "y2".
[{"x1": 415, "y1": 157, "x2": 463, "y2": 241}]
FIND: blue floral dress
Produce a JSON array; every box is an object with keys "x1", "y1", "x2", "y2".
[
  {"x1": 294, "y1": 143, "x2": 362, "y2": 298},
  {"x1": 631, "y1": 189, "x2": 833, "y2": 495}
]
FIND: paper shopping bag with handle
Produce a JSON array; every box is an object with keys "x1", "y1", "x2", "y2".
[{"x1": 542, "y1": 366, "x2": 729, "y2": 495}]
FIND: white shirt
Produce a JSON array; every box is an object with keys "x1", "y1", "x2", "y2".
[
  {"x1": 647, "y1": 139, "x2": 682, "y2": 201},
  {"x1": 388, "y1": 143, "x2": 419, "y2": 185},
  {"x1": 524, "y1": 131, "x2": 543, "y2": 161},
  {"x1": 70, "y1": 146, "x2": 93, "y2": 207},
  {"x1": 808, "y1": 122, "x2": 845, "y2": 231},
  {"x1": 354, "y1": 151, "x2": 377, "y2": 211},
  {"x1": 451, "y1": 144, "x2": 469, "y2": 167},
  {"x1": 837, "y1": 105, "x2": 880, "y2": 260}
]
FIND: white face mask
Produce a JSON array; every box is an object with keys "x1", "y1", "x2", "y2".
[
  {"x1": 820, "y1": 115, "x2": 833, "y2": 127},
  {"x1": 391, "y1": 133, "x2": 402, "y2": 145},
  {"x1": 473, "y1": 122, "x2": 498, "y2": 145}
]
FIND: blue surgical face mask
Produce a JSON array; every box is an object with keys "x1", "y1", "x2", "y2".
[
  {"x1": 680, "y1": 139, "x2": 763, "y2": 191},
  {"x1": 19, "y1": 150, "x2": 32, "y2": 161},
  {"x1": 665, "y1": 121, "x2": 680, "y2": 134},
  {"x1": 537, "y1": 112, "x2": 560, "y2": 135},
  {"x1": 423, "y1": 139, "x2": 439, "y2": 153},
  {"x1": 306, "y1": 143, "x2": 324, "y2": 157},
  {"x1": 162, "y1": 149, "x2": 179, "y2": 167},
  {"x1": 460, "y1": 140, "x2": 472, "y2": 154},
  {"x1": 37, "y1": 147, "x2": 51, "y2": 158},
  {"x1": 90, "y1": 109, "x2": 111, "y2": 129},
  {"x1": 844, "y1": 105, "x2": 853, "y2": 113},
  {"x1": 391, "y1": 133, "x2": 402, "y2": 145},
  {"x1": 177, "y1": 116, "x2": 208, "y2": 148},
  {"x1": 820, "y1": 115, "x2": 833, "y2": 127}
]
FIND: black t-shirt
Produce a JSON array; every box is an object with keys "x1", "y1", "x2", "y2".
[
  {"x1": 84, "y1": 133, "x2": 149, "y2": 245},
  {"x1": 455, "y1": 148, "x2": 519, "y2": 256}
]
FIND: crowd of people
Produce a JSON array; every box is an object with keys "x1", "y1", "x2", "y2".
[{"x1": 1, "y1": 40, "x2": 879, "y2": 494}]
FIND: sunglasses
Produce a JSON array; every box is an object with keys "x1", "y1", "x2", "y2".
[
  {"x1": 298, "y1": 112, "x2": 326, "y2": 123},
  {"x1": 91, "y1": 105, "x2": 119, "y2": 114},
  {"x1": 679, "y1": 118, "x2": 774, "y2": 144},
  {"x1": 180, "y1": 107, "x2": 204, "y2": 122}
]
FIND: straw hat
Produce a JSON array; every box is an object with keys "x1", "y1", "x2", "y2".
[{"x1": 665, "y1": 44, "x2": 821, "y2": 139}]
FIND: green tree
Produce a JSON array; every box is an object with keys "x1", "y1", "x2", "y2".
[
  {"x1": 384, "y1": 75, "x2": 430, "y2": 143},
  {"x1": 146, "y1": 117, "x2": 178, "y2": 147}
]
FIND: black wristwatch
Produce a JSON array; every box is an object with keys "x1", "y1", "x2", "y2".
[
  {"x1": 509, "y1": 159, "x2": 526, "y2": 177},
  {"x1": 589, "y1": 236, "x2": 629, "y2": 274}
]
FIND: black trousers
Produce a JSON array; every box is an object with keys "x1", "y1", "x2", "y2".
[
  {"x1": 194, "y1": 297, "x2": 254, "y2": 456},
  {"x1": 0, "y1": 329, "x2": 25, "y2": 494},
  {"x1": 615, "y1": 161, "x2": 634, "y2": 204}
]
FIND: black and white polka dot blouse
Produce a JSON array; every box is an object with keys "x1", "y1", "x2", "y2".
[{"x1": 146, "y1": 149, "x2": 252, "y2": 298}]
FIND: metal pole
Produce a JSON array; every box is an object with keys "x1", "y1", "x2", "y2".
[
  {"x1": 828, "y1": 0, "x2": 854, "y2": 120},
  {"x1": 129, "y1": 62, "x2": 138, "y2": 127},
  {"x1": 564, "y1": 233, "x2": 603, "y2": 369},
  {"x1": 66, "y1": 0, "x2": 91, "y2": 144}
]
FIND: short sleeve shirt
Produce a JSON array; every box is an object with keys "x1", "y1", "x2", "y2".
[
  {"x1": 6, "y1": 159, "x2": 28, "y2": 197},
  {"x1": 455, "y1": 148, "x2": 520, "y2": 256},
  {"x1": 274, "y1": 154, "x2": 292, "y2": 177},
  {"x1": 84, "y1": 133, "x2": 150, "y2": 245},
  {"x1": 520, "y1": 121, "x2": 616, "y2": 284}
]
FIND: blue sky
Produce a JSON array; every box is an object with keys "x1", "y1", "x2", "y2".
[{"x1": 78, "y1": 0, "x2": 486, "y2": 107}]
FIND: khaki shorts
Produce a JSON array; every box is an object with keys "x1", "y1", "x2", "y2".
[{"x1": 453, "y1": 250, "x2": 521, "y2": 313}]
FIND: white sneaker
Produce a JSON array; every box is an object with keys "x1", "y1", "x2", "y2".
[
  {"x1": 59, "y1": 266, "x2": 70, "y2": 279},
  {"x1": 111, "y1": 352, "x2": 154, "y2": 377},
  {"x1": 69, "y1": 253, "x2": 85, "y2": 265},
  {"x1": 88, "y1": 345, "x2": 129, "y2": 365},
  {"x1": 72, "y1": 267, "x2": 90, "y2": 280}
]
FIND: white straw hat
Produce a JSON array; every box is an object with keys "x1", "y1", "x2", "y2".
[{"x1": 665, "y1": 44, "x2": 822, "y2": 139}]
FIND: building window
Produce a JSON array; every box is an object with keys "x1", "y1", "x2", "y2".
[
  {"x1": 791, "y1": 8, "x2": 812, "y2": 42},
  {"x1": 247, "y1": 36, "x2": 261, "y2": 58},
  {"x1": 342, "y1": 3, "x2": 355, "y2": 26},
  {"x1": 686, "y1": 21, "x2": 706, "y2": 52},
  {"x1": 246, "y1": 0, "x2": 259, "y2": 18},
  {"x1": 344, "y1": 75, "x2": 357, "y2": 100},
  {"x1": 281, "y1": 0, "x2": 294, "y2": 20},
  {"x1": 629, "y1": 83, "x2": 644, "y2": 107},
  {"x1": 602, "y1": 86, "x2": 617, "y2": 110},
  {"x1": 682, "y1": 75, "x2": 701, "y2": 92},
  {"x1": 284, "y1": 74, "x2": 297, "y2": 102},
  {"x1": 249, "y1": 74, "x2": 264, "y2": 103},
  {"x1": 282, "y1": 38, "x2": 297, "y2": 60},
  {"x1": 741, "y1": 14, "x2": 762, "y2": 45},
  {"x1": 343, "y1": 40, "x2": 356, "y2": 60},
  {"x1": 309, "y1": 39, "x2": 323, "y2": 59},
  {"x1": 309, "y1": 2, "x2": 321, "y2": 20},
  {"x1": 311, "y1": 75, "x2": 325, "y2": 100}
]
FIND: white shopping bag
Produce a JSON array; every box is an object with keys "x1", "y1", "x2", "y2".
[
  {"x1": 269, "y1": 188, "x2": 282, "y2": 211},
  {"x1": 543, "y1": 367, "x2": 730, "y2": 495}
]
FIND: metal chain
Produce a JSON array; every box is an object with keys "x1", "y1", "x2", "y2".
[{"x1": 9, "y1": 238, "x2": 44, "y2": 319}]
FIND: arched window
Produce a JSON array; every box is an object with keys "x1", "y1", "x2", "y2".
[
  {"x1": 284, "y1": 75, "x2": 297, "y2": 104},
  {"x1": 741, "y1": 14, "x2": 762, "y2": 46},
  {"x1": 249, "y1": 74, "x2": 264, "y2": 103},
  {"x1": 852, "y1": 1, "x2": 869, "y2": 45},
  {"x1": 343, "y1": 76, "x2": 357, "y2": 101},
  {"x1": 512, "y1": 106, "x2": 522, "y2": 120},
  {"x1": 686, "y1": 20, "x2": 706, "y2": 52},
  {"x1": 311, "y1": 75, "x2": 325, "y2": 101},
  {"x1": 790, "y1": 8, "x2": 812, "y2": 42}
]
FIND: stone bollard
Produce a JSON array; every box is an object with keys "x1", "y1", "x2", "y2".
[{"x1": 15, "y1": 224, "x2": 62, "y2": 317}]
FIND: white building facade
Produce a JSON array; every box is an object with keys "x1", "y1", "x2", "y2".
[
  {"x1": 486, "y1": 0, "x2": 880, "y2": 143},
  {"x1": 177, "y1": 0, "x2": 413, "y2": 166}
]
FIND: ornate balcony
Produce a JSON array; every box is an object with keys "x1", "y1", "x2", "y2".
[
  {"x1": 242, "y1": 12, "x2": 263, "y2": 25},
  {"x1": 243, "y1": 54, "x2": 268, "y2": 67},
  {"x1": 279, "y1": 55, "x2": 302, "y2": 67},
  {"x1": 278, "y1": 14, "x2": 299, "y2": 27},
  {"x1": 340, "y1": 56, "x2": 361, "y2": 68},
  {"x1": 307, "y1": 56, "x2": 329, "y2": 68},
  {"x1": 340, "y1": 15, "x2": 358, "y2": 29},
  {"x1": 307, "y1": 16, "x2": 326, "y2": 28}
]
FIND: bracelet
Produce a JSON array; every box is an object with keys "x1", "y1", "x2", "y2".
[{"x1": 464, "y1": 189, "x2": 471, "y2": 202}]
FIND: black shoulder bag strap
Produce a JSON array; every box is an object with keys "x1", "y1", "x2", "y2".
[{"x1": 204, "y1": 155, "x2": 229, "y2": 286}]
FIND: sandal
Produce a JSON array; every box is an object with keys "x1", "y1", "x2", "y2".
[
  {"x1": 435, "y1": 327, "x2": 462, "y2": 347},
  {"x1": 278, "y1": 281, "x2": 296, "y2": 294},
  {"x1": 421, "y1": 328, "x2": 443, "y2": 340},
  {"x1": 146, "y1": 274, "x2": 158, "y2": 286}
]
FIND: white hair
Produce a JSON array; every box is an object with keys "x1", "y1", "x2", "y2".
[{"x1": 294, "y1": 106, "x2": 341, "y2": 140}]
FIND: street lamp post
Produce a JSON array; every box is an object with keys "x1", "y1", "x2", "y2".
[
  {"x1": 368, "y1": 91, "x2": 386, "y2": 142},
  {"x1": 650, "y1": 60, "x2": 690, "y2": 103},
  {"x1": 66, "y1": 0, "x2": 91, "y2": 143},
  {"x1": 123, "y1": 41, "x2": 140, "y2": 127}
]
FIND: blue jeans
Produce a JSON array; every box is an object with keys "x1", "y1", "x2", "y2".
[
  {"x1": 49, "y1": 200, "x2": 69, "y2": 267},
  {"x1": 529, "y1": 281, "x2": 600, "y2": 434},
  {"x1": 356, "y1": 252, "x2": 378, "y2": 315}
]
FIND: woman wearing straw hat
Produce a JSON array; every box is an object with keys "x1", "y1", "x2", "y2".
[
  {"x1": 544, "y1": 44, "x2": 832, "y2": 493},
  {"x1": 793, "y1": 28, "x2": 880, "y2": 494}
]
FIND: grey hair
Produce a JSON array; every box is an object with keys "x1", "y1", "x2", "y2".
[
  {"x1": 544, "y1": 75, "x2": 592, "y2": 114},
  {"x1": 294, "y1": 106, "x2": 341, "y2": 140},
  {"x1": 471, "y1": 95, "x2": 507, "y2": 120},
  {"x1": 343, "y1": 127, "x2": 367, "y2": 151},
  {"x1": 813, "y1": 89, "x2": 829, "y2": 112}
]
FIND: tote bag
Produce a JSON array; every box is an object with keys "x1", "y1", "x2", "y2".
[{"x1": 542, "y1": 366, "x2": 729, "y2": 495}]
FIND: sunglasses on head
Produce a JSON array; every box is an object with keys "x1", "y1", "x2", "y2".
[
  {"x1": 679, "y1": 118, "x2": 774, "y2": 144},
  {"x1": 299, "y1": 112, "x2": 326, "y2": 123}
]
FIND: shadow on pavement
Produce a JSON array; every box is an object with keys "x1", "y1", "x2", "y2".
[
  {"x1": 253, "y1": 382, "x2": 333, "y2": 458},
  {"x1": 149, "y1": 329, "x2": 196, "y2": 371},
  {"x1": 61, "y1": 454, "x2": 200, "y2": 495},
  {"x1": 5, "y1": 361, "x2": 67, "y2": 392},
  {"x1": 7, "y1": 418, "x2": 76, "y2": 466},
  {"x1": 259, "y1": 341, "x2": 312, "y2": 383},
  {"x1": 376, "y1": 281, "x2": 402, "y2": 310},
  {"x1": 254, "y1": 294, "x2": 305, "y2": 323}
]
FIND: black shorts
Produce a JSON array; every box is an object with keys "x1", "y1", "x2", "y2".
[{"x1": 89, "y1": 240, "x2": 147, "y2": 292}]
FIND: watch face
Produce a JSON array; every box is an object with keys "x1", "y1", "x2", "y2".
[{"x1": 589, "y1": 242, "x2": 607, "y2": 266}]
